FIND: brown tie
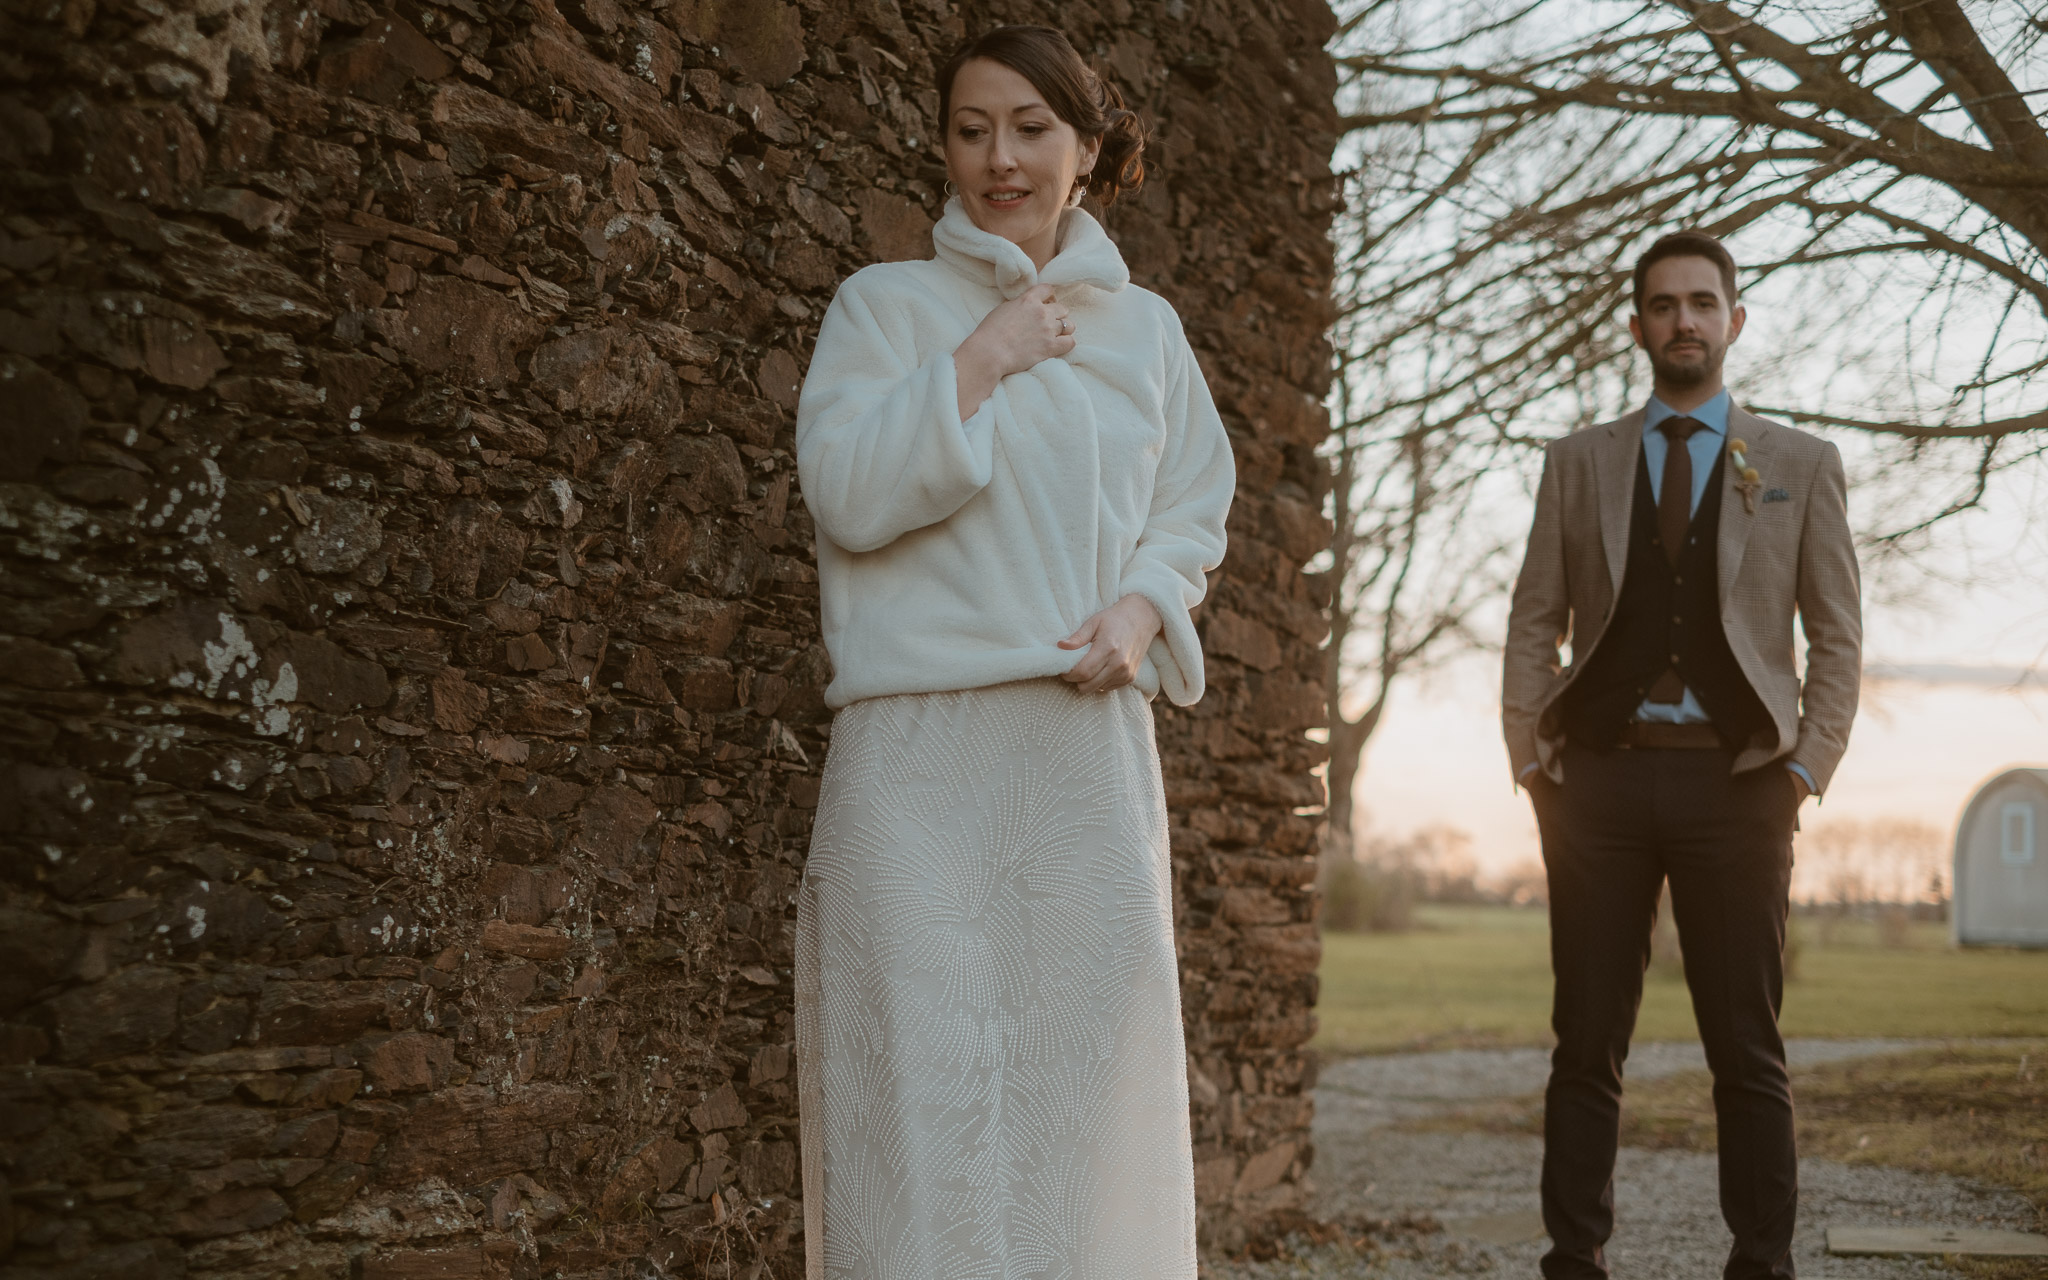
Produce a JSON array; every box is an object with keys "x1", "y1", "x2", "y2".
[
  {"x1": 1647, "y1": 415, "x2": 1705, "y2": 705},
  {"x1": 1656, "y1": 415, "x2": 1704, "y2": 569}
]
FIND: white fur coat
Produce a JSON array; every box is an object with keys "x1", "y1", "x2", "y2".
[{"x1": 796, "y1": 199, "x2": 1235, "y2": 710}]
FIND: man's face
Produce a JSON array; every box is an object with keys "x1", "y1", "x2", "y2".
[{"x1": 1628, "y1": 255, "x2": 1745, "y2": 388}]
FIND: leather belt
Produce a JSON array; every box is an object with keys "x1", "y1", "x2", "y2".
[{"x1": 1616, "y1": 720, "x2": 1723, "y2": 750}]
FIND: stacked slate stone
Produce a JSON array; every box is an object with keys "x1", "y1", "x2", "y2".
[{"x1": 0, "y1": 0, "x2": 1337, "y2": 1272}]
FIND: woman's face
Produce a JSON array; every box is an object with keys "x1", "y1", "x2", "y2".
[{"x1": 943, "y1": 58, "x2": 1099, "y2": 262}]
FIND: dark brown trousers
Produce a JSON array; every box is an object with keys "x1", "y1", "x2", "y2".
[{"x1": 1533, "y1": 742, "x2": 1801, "y2": 1280}]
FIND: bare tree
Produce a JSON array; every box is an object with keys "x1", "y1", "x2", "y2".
[
  {"x1": 1332, "y1": 0, "x2": 2048, "y2": 546},
  {"x1": 1320, "y1": 335, "x2": 1518, "y2": 852},
  {"x1": 1317, "y1": 0, "x2": 2046, "y2": 848}
]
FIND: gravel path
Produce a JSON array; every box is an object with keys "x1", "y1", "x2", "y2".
[{"x1": 1212, "y1": 1040, "x2": 2039, "y2": 1279}]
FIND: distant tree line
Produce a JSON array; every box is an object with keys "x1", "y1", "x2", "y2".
[
  {"x1": 1319, "y1": 812, "x2": 1950, "y2": 935},
  {"x1": 1321, "y1": 824, "x2": 1548, "y2": 931}
]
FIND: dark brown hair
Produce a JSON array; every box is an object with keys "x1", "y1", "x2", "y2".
[
  {"x1": 1632, "y1": 230, "x2": 1739, "y2": 311},
  {"x1": 937, "y1": 25, "x2": 1148, "y2": 206}
]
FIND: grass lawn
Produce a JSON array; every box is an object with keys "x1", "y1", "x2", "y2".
[{"x1": 1315, "y1": 904, "x2": 2048, "y2": 1056}]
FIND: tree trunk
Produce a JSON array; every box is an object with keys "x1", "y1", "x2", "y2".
[{"x1": 1323, "y1": 700, "x2": 1382, "y2": 861}]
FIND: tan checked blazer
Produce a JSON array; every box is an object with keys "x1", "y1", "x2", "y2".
[{"x1": 1502, "y1": 403, "x2": 1862, "y2": 792}]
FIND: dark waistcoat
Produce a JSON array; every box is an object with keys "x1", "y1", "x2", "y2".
[{"x1": 1559, "y1": 447, "x2": 1771, "y2": 750}]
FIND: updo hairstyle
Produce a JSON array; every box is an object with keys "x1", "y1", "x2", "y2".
[{"x1": 937, "y1": 25, "x2": 1148, "y2": 206}]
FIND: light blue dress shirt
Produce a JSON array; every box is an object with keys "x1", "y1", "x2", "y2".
[{"x1": 1518, "y1": 389, "x2": 1816, "y2": 795}]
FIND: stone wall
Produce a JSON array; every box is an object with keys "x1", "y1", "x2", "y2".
[{"x1": 0, "y1": 0, "x2": 1336, "y2": 1273}]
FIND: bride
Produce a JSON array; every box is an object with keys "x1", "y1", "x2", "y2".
[{"x1": 792, "y1": 24, "x2": 1235, "y2": 1279}]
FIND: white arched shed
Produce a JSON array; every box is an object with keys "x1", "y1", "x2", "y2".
[{"x1": 1954, "y1": 768, "x2": 2048, "y2": 948}]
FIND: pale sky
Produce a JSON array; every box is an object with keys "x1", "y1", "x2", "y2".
[
  {"x1": 1355, "y1": 656, "x2": 2048, "y2": 882},
  {"x1": 1350, "y1": 467, "x2": 2048, "y2": 884}
]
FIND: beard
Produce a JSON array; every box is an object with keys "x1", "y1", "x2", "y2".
[{"x1": 1647, "y1": 337, "x2": 1724, "y2": 388}]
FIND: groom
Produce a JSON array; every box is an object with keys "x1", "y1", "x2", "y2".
[{"x1": 1501, "y1": 230, "x2": 1861, "y2": 1279}]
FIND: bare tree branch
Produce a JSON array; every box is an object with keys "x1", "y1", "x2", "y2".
[
  {"x1": 1745, "y1": 407, "x2": 2048, "y2": 438},
  {"x1": 1317, "y1": 0, "x2": 2047, "y2": 841}
]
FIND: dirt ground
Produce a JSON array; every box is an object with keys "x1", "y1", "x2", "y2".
[{"x1": 1211, "y1": 1040, "x2": 2041, "y2": 1279}]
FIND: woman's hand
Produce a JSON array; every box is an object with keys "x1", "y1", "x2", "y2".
[
  {"x1": 1059, "y1": 594, "x2": 1162, "y2": 694},
  {"x1": 953, "y1": 283, "x2": 1073, "y2": 421}
]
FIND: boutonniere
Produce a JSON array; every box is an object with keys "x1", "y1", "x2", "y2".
[{"x1": 1728, "y1": 438, "x2": 1762, "y2": 514}]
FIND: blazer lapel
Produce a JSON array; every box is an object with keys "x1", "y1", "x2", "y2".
[
  {"x1": 1596, "y1": 410, "x2": 1644, "y2": 600},
  {"x1": 1718, "y1": 405, "x2": 1775, "y2": 607}
]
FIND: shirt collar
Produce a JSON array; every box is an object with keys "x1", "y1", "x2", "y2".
[{"x1": 1644, "y1": 388, "x2": 1731, "y2": 440}]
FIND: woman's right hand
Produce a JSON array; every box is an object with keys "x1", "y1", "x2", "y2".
[{"x1": 953, "y1": 283, "x2": 1073, "y2": 420}]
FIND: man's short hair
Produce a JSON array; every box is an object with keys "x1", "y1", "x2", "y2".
[{"x1": 1632, "y1": 231, "x2": 1739, "y2": 312}]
